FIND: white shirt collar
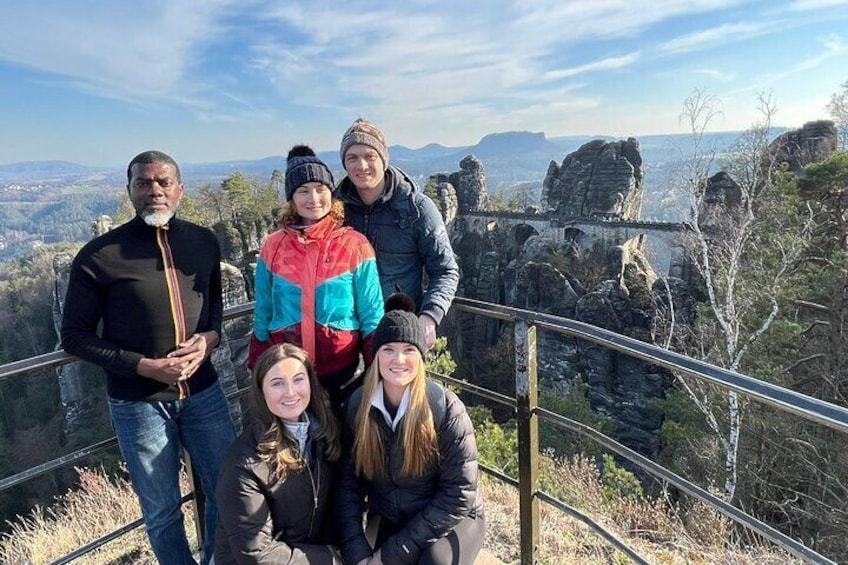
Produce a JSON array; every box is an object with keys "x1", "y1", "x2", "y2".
[{"x1": 370, "y1": 381, "x2": 411, "y2": 431}]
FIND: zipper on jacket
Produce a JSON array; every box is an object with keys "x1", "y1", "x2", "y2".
[
  {"x1": 363, "y1": 209, "x2": 371, "y2": 240},
  {"x1": 156, "y1": 226, "x2": 189, "y2": 400},
  {"x1": 383, "y1": 418, "x2": 405, "y2": 515},
  {"x1": 305, "y1": 459, "x2": 319, "y2": 538},
  {"x1": 300, "y1": 233, "x2": 319, "y2": 363}
]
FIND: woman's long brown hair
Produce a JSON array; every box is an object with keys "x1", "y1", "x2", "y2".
[{"x1": 251, "y1": 344, "x2": 340, "y2": 480}]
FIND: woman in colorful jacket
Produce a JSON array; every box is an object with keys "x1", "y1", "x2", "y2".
[
  {"x1": 249, "y1": 145, "x2": 384, "y2": 410},
  {"x1": 336, "y1": 296, "x2": 486, "y2": 565},
  {"x1": 215, "y1": 344, "x2": 342, "y2": 564}
]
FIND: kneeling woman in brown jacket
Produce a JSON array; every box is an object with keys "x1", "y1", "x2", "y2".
[
  {"x1": 336, "y1": 297, "x2": 486, "y2": 565},
  {"x1": 215, "y1": 344, "x2": 342, "y2": 564}
]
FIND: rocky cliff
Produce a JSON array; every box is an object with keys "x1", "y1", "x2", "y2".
[
  {"x1": 699, "y1": 121, "x2": 837, "y2": 225},
  {"x1": 541, "y1": 138, "x2": 644, "y2": 219},
  {"x1": 444, "y1": 121, "x2": 837, "y2": 459},
  {"x1": 697, "y1": 171, "x2": 742, "y2": 234},
  {"x1": 769, "y1": 120, "x2": 837, "y2": 174},
  {"x1": 430, "y1": 154, "x2": 489, "y2": 214}
]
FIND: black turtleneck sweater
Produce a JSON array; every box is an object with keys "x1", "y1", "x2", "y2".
[{"x1": 61, "y1": 215, "x2": 223, "y2": 401}]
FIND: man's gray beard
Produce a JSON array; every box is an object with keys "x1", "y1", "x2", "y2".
[{"x1": 141, "y1": 210, "x2": 174, "y2": 227}]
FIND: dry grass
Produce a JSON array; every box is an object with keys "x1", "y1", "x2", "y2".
[
  {"x1": 0, "y1": 460, "x2": 803, "y2": 565},
  {"x1": 481, "y1": 456, "x2": 802, "y2": 565},
  {"x1": 0, "y1": 466, "x2": 196, "y2": 565}
]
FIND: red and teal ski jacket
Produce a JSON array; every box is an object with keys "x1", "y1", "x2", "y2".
[{"x1": 249, "y1": 214, "x2": 384, "y2": 376}]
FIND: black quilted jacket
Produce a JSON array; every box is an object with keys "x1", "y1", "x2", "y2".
[
  {"x1": 215, "y1": 415, "x2": 338, "y2": 565},
  {"x1": 335, "y1": 380, "x2": 483, "y2": 564}
]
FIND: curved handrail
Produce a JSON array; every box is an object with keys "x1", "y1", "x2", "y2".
[{"x1": 1, "y1": 298, "x2": 845, "y2": 564}]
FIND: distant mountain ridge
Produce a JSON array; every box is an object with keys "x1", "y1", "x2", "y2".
[
  {"x1": 0, "y1": 130, "x2": 758, "y2": 190},
  {"x1": 0, "y1": 160, "x2": 101, "y2": 174}
]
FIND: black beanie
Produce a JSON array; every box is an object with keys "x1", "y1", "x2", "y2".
[
  {"x1": 372, "y1": 293, "x2": 425, "y2": 355},
  {"x1": 284, "y1": 145, "x2": 335, "y2": 201}
]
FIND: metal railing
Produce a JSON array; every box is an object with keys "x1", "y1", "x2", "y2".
[
  {"x1": 0, "y1": 303, "x2": 256, "y2": 563},
  {"x1": 1, "y1": 298, "x2": 847, "y2": 564},
  {"x1": 452, "y1": 298, "x2": 848, "y2": 564}
]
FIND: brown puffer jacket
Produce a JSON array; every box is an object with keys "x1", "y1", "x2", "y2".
[{"x1": 214, "y1": 415, "x2": 338, "y2": 565}]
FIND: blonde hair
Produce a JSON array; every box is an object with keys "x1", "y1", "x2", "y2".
[
  {"x1": 352, "y1": 352, "x2": 438, "y2": 480},
  {"x1": 252, "y1": 344, "x2": 340, "y2": 480},
  {"x1": 278, "y1": 199, "x2": 344, "y2": 227}
]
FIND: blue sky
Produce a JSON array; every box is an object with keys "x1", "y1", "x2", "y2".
[{"x1": 1, "y1": 0, "x2": 846, "y2": 166}]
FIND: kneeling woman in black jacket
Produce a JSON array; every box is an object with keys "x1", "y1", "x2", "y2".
[
  {"x1": 215, "y1": 344, "x2": 342, "y2": 564},
  {"x1": 337, "y1": 299, "x2": 485, "y2": 565}
]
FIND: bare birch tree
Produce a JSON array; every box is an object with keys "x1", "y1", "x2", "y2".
[
  {"x1": 826, "y1": 79, "x2": 848, "y2": 150},
  {"x1": 665, "y1": 91, "x2": 813, "y2": 503}
]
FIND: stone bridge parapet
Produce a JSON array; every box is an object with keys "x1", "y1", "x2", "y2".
[{"x1": 457, "y1": 211, "x2": 691, "y2": 278}]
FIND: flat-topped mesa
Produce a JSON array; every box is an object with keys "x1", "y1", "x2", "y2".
[{"x1": 541, "y1": 137, "x2": 644, "y2": 220}]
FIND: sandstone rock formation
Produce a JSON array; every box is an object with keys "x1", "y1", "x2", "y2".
[
  {"x1": 430, "y1": 155, "x2": 488, "y2": 215},
  {"x1": 444, "y1": 137, "x2": 676, "y2": 459},
  {"x1": 572, "y1": 280, "x2": 671, "y2": 456},
  {"x1": 52, "y1": 252, "x2": 99, "y2": 438},
  {"x1": 90, "y1": 215, "x2": 114, "y2": 237},
  {"x1": 769, "y1": 120, "x2": 837, "y2": 174},
  {"x1": 435, "y1": 182, "x2": 459, "y2": 228},
  {"x1": 697, "y1": 171, "x2": 743, "y2": 235},
  {"x1": 699, "y1": 121, "x2": 837, "y2": 228},
  {"x1": 541, "y1": 138, "x2": 644, "y2": 219},
  {"x1": 501, "y1": 252, "x2": 670, "y2": 458},
  {"x1": 452, "y1": 155, "x2": 489, "y2": 213},
  {"x1": 453, "y1": 234, "x2": 672, "y2": 457},
  {"x1": 216, "y1": 262, "x2": 253, "y2": 431}
]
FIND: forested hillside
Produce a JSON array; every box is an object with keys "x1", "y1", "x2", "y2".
[{"x1": 0, "y1": 187, "x2": 121, "y2": 260}]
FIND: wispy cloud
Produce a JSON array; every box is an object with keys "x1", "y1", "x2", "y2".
[
  {"x1": 248, "y1": 2, "x2": 729, "y2": 117},
  {"x1": 723, "y1": 33, "x2": 847, "y2": 96},
  {"x1": 512, "y1": 0, "x2": 740, "y2": 43},
  {"x1": 542, "y1": 52, "x2": 641, "y2": 82},
  {"x1": 786, "y1": 33, "x2": 846, "y2": 71},
  {"x1": 658, "y1": 20, "x2": 783, "y2": 55},
  {"x1": 692, "y1": 68, "x2": 736, "y2": 82},
  {"x1": 248, "y1": 5, "x2": 534, "y2": 114},
  {"x1": 789, "y1": 0, "x2": 848, "y2": 10},
  {"x1": 2, "y1": 0, "x2": 846, "y2": 162},
  {"x1": 0, "y1": 1, "x2": 237, "y2": 107},
  {"x1": 0, "y1": 0, "x2": 747, "y2": 130}
]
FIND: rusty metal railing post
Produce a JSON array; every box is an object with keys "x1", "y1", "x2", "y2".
[{"x1": 515, "y1": 319, "x2": 539, "y2": 564}]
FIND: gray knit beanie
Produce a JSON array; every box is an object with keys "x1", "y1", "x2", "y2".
[
  {"x1": 340, "y1": 118, "x2": 389, "y2": 171},
  {"x1": 284, "y1": 145, "x2": 335, "y2": 201}
]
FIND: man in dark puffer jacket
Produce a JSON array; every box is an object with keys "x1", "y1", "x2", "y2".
[{"x1": 336, "y1": 118, "x2": 459, "y2": 351}]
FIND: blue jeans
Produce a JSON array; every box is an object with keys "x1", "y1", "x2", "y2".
[{"x1": 109, "y1": 382, "x2": 236, "y2": 564}]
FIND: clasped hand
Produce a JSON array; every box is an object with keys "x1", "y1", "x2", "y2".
[{"x1": 137, "y1": 331, "x2": 219, "y2": 385}]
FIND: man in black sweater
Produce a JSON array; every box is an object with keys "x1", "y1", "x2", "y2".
[{"x1": 61, "y1": 150, "x2": 235, "y2": 564}]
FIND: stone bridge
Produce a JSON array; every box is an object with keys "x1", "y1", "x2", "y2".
[{"x1": 455, "y1": 210, "x2": 691, "y2": 278}]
